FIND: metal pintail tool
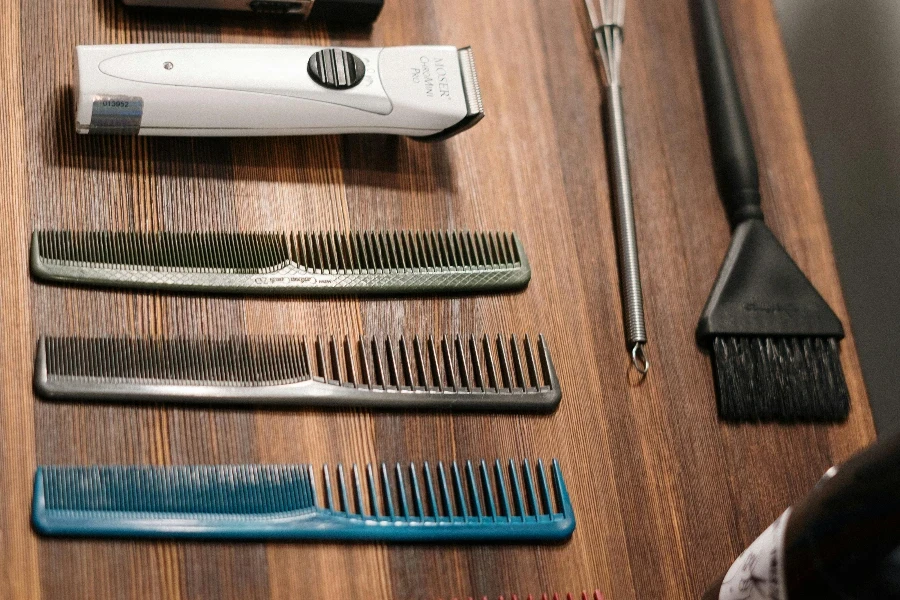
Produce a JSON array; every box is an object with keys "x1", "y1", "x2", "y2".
[{"x1": 584, "y1": 0, "x2": 649, "y2": 375}]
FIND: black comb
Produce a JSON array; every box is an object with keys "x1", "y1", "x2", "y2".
[
  {"x1": 35, "y1": 334, "x2": 561, "y2": 411},
  {"x1": 30, "y1": 230, "x2": 530, "y2": 295},
  {"x1": 32, "y1": 460, "x2": 575, "y2": 541}
]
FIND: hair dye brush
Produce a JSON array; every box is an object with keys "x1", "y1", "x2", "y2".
[{"x1": 694, "y1": 0, "x2": 849, "y2": 421}]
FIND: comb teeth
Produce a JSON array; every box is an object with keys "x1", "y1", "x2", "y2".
[
  {"x1": 36, "y1": 334, "x2": 561, "y2": 412},
  {"x1": 34, "y1": 231, "x2": 291, "y2": 272},
  {"x1": 30, "y1": 230, "x2": 530, "y2": 295},
  {"x1": 286, "y1": 230, "x2": 522, "y2": 272},
  {"x1": 446, "y1": 593, "x2": 605, "y2": 600},
  {"x1": 41, "y1": 464, "x2": 316, "y2": 515},
  {"x1": 33, "y1": 460, "x2": 575, "y2": 541}
]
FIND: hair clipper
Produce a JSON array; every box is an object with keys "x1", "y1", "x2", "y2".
[{"x1": 75, "y1": 44, "x2": 484, "y2": 140}]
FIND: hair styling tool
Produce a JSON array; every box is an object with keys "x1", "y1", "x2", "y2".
[
  {"x1": 34, "y1": 334, "x2": 561, "y2": 412},
  {"x1": 32, "y1": 460, "x2": 575, "y2": 541},
  {"x1": 30, "y1": 230, "x2": 529, "y2": 295},
  {"x1": 693, "y1": 0, "x2": 849, "y2": 421},
  {"x1": 75, "y1": 44, "x2": 483, "y2": 140},
  {"x1": 444, "y1": 593, "x2": 604, "y2": 600},
  {"x1": 120, "y1": 0, "x2": 384, "y2": 25},
  {"x1": 583, "y1": 0, "x2": 649, "y2": 375}
]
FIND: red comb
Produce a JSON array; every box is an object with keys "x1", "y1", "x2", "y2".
[{"x1": 447, "y1": 591, "x2": 604, "y2": 600}]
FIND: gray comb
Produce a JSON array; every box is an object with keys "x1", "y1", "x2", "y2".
[
  {"x1": 35, "y1": 334, "x2": 561, "y2": 411},
  {"x1": 30, "y1": 230, "x2": 530, "y2": 295}
]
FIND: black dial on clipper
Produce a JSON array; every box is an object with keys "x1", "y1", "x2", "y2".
[{"x1": 307, "y1": 48, "x2": 366, "y2": 90}]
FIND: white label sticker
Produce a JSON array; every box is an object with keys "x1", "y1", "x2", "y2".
[
  {"x1": 719, "y1": 509, "x2": 792, "y2": 600},
  {"x1": 90, "y1": 95, "x2": 143, "y2": 134}
]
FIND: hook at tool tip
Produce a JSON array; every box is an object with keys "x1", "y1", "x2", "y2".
[{"x1": 631, "y1": 342, "x2": 649, "y2": 376}]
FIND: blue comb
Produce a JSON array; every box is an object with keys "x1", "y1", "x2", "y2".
[{"x1": 32, "y1": 459, "x2": 574, "y2": 541}]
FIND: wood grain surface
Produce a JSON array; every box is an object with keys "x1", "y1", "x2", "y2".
[{"x1": 0, "y1": 0, "x2": 877, "y2": 598}]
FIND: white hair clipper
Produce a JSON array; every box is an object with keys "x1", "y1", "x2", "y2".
[{"x1": 75, "y1": 44, "x2": 484, "y2": 140}]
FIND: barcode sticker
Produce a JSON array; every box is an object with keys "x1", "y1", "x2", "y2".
[{"x1": 89, "y1": 96, "x2": 143, "y2": 134}]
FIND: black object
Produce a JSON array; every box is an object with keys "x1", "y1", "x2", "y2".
[
  {"x1": 693, "y1": 0, "x2": 849, "y2": 422},
  {"x1": 120, "y1": 0, "x2": 384, "y2": 25},
  {"x1": 703, "y1": 432, "x2": 900, "y2": 598},
  {"x1": 308, "y1": 0, "x2": 383, "y2": 24},
  {"x1": 308, "y1": 48, "x2": 366, "y2": 90},
  {"x1": 248, "y1": 1, "x2": 306, "y2": 14}
]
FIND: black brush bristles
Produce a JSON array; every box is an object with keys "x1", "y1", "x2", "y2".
[
  {"x1": 35, "y1": 334, "x2": 561, "y2": 411},
  {"x1": 30, "y1": 230, "x2": 531, "y2": 295},
  {"x1": 711, "y1": 336, "x2": 850, "y2": 422}
]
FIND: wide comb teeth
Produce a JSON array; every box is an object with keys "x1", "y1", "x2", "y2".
[
  {"x1": 33, "y1": 460, "x2": 575, "y2": 541},
  {"x1": 317, "y1": 459, "x2": 569, "y2": 522},
  {"x1": 35, "y1": 334, "x2": 560, "y2": 411},
  {"x1": 30, "y1": 230, "x2": 530, "y2": 295},
  {"x1": 446, "y1": 593, "x2": 605, "y2": 600}
]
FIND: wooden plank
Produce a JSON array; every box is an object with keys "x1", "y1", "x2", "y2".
[
  {"x1": 0, "y1": 0, "x2": 876, "y2": 598},
  {"x1": 0, "y1": 0, "x2": 40, "y2": 598}
]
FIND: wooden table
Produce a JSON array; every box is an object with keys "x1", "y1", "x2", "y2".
[{"x1": 0, "y1": 0, "x2": 877, "y2": 598}]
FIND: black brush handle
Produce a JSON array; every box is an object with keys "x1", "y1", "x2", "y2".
[
  {"x1": 695, "y1": 0, "x2": 763, "y2": 227},
  {"x1": 309, "y1": 0, "x2": 383, "y2": 24}
]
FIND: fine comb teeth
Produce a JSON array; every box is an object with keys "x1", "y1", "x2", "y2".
[
  {"x1": 35, "y1": 334, "x2": 561, "y2": 412},
  {"x1": 32, "y1": 460, "x2": 575, "y2": 541},
  {"x1": 30, "y1": 230, "x2": 530, "y2": 295},
  {"x1": 445, "y1": 593, "x2": 605, "y2": 600}
]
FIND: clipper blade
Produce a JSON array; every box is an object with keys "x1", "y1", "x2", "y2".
[
  {"x1": 416, "y1": 47, "x2": 484, "y2": 141},
  {"x1": 32, "y1": 460, "x2": 575, "y2": 541},
  {"x1": 30, "y1": 230, "x2": 530, "y2": 295},
  {"x1": 35, "y1": 334, "x2": 561, "y2": 411}
]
